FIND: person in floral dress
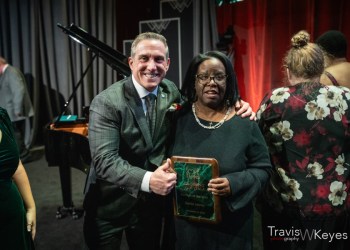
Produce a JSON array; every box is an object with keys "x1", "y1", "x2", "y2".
[{"x1": 257, "y1": 30, "x2": 350, "y2": 250}]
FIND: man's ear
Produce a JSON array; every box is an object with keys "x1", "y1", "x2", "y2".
[
  {"x1": 128, "y1": 57, "x2": 133, "y2": 68},
  {"x1": 165, "y1": 57, "x2": 171, "y2": 72}
]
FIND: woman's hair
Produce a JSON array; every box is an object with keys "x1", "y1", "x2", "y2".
[
  {"x1": 181, "y1": 50, "x2": 240, "y2": 106},
  {"x1": 283, "y1": 30, "x2": 324, "y2": 79}
]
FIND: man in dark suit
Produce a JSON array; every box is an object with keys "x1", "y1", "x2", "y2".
[
  {"x1": 83, "y1": 32, "x2": 253, "y2": 250},
  {"x1": 83, "y1": 32, "x2": 181, "y2": 250}
]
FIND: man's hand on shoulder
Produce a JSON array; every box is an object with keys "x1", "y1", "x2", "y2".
[{"x1": 235, "y1": 99, "x2": 256, "y2": 120}]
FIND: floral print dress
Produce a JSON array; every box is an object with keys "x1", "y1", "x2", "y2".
[{"x1": 257, "y1": 82, "x2": 350, "y2": 217}]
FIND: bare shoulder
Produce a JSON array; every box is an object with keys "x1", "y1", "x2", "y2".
[{"x1": 324, "y1": 62, "x2": 350, "y2": 88}]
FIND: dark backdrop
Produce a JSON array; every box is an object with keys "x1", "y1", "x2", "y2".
[
  {"x1": 1, "y1": 0, "x2": 349, "y2": 140},
  {"x1": 0, "y1": 0, "x2": 161, "y2": 146}
]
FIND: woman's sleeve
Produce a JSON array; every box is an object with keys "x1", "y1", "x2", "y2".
[{"x1": 224, "y1": 122, "x2": 271, "y2": 211}]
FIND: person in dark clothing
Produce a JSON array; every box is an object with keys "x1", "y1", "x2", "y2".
[
  {"x1": 0, "y1": 107, "x2": 36, "y2": 249},
  {"x1": 83, "y1": 32, "x2": 254, "y2": 250},
  {"x1": 168, "y1": 51, "x2": 271, "y2": 250}
]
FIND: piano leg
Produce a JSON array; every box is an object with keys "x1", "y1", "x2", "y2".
[
  {"x1": 45, "y1": 123, "x2": 90, "y2": 220},
  {"x1": 56, "y1": 163, "x2": 84, "y2": 219}
]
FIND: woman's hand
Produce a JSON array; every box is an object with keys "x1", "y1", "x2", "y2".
[
  {"x1": 12, "y1": 161, "x2": 36, "y2": 239},
  {"x1": 26, "y1": 207, "x2": 36, "y2": 239},
  {"x1": 208, "y1": 177, "x2": 231, "y2": 197}
]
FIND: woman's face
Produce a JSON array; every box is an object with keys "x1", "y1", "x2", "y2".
[{"x1": 195, "y1": 58, "x2": 227, "y2": 109}]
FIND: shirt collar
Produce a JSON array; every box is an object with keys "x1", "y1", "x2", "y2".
[{"x1": 132, "y1": 75, "x2": 158, "y2": 99}]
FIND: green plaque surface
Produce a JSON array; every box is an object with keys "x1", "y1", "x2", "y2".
[{"x1": 171, "y1": 156, "x2": 221, "y2": 224}]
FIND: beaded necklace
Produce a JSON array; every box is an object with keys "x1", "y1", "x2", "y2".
[{"x1": 192, "y1": 103, "x2": 231, "y2": 130}]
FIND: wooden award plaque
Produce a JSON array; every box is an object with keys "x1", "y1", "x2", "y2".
[{"x1": 170, "y1": 156, "x2": 221, "y2": 224}]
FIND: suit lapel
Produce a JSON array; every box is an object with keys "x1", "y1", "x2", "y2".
[{"x1": 124, "y1": 79, "x2": 153, "y2": 147}]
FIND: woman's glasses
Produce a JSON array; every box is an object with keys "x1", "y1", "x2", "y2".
[{"x1": 195, "y1": 74, "x2": 228, "y2": 86}]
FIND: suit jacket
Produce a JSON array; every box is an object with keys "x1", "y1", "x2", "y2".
[
  {"x1": 84, "y1": 76, "x2": 181, "y2": 220},
  {"x1": 0, "y1": 65, "x2": 34, "y2": 122}
]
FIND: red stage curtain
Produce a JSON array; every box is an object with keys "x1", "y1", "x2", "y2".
[{"x1": 216, "y1": 0, "x2": 350, "y2": 111}]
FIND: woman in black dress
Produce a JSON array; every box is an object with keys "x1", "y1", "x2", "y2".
[
  {"x1": 0, "y1": 107, "x2": 36, "y2": 249},
  {"x1": 168, "y1": 51, "x2": 271, "y2": 250}
]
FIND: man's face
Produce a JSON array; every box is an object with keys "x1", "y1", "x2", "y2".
[{"x1": 128, "y1": 39, "x2": 170, "y2": 92}]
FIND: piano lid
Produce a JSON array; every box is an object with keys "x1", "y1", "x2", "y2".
[{"x1": 57, "y1": 23, "x2": 131, "y2": 77}]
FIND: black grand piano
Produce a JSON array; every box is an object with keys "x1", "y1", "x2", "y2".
[{"x1": 44, "y1": 23, "x2": 131, "y2": 219}]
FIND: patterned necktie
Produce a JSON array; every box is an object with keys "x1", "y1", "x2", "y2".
[{"x1": 145, "y1": 93, "x2": 157, "y2": 135}]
